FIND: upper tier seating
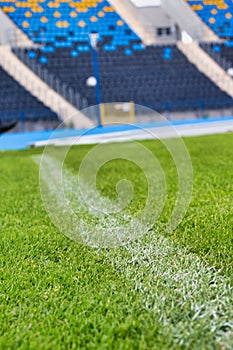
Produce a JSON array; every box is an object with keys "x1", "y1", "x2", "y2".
[
  {"x1": 14, "y1": 44, "x2": 233, "y2": 111},
  {"x1": 0, "y1": 0, "x2": 140, "y2": 49},
  {"x1": 186, "y1": 0, "x2": 233, "y2": 39},
  {"x1": 0, "y1": 64, "x2": 58, "y2": 122}
]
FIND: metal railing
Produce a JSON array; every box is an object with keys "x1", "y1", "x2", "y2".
[
  {"x1": 14, "y1": 47, "x2": 88, "y2": 111},
  {"x1": 0, "y1": 51, "x2": 62, "y2": 119},
  {"x1": 1, "y1": 28, "x2": 233, "y2": 121},
  {"x1": 1, "y1": 27, "x2": 89, "y2": 114}
]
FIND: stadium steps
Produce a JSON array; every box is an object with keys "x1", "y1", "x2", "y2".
[
  {"x1": 0, "y1": 45, "x2": 93, "y2": 128},
  {"x1": 182, "y1": 1, "x2": 220, "y2": 42},
  {"x1": 107, "y1": 0, "x2": 156, "y2": 45},
  {"x1": 0, "y1": 9, "x2": 32, "y2": 47},
  {"x1": 178, "y1": 41, "x2": 233, "y2": 98},
  {"x1": 162, "y1": 0, "x2": 218, "y2": 42},
  {"x1": 201, "y1": 24, "x2": 220, "y2": 43}
]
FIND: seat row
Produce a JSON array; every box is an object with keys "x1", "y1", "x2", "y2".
[
  {"x1": 14, "y1": 44, "x2": 233, "y2": 112},
  {"x1": 0, "y1": 65, "x2": 58, "y2": 122},
  {"x1": 0, "y1": 0, "x2": 140, "y2": 49},
  {"x1": 186, "y1": 0, "x2": 233, "y2": 38}
]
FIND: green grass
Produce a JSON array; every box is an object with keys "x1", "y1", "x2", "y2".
[{"x1": 0, "y1": 133, "x2": 233, "y2": 349}]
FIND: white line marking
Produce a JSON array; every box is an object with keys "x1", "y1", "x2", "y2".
[
  {"x1": 107, "y1": 234, "x2": 233, "y2": 347},
  {"x1": 33, "y1": 155, "x2": 233, "y2": 348},
  {"x1": 34, "y1": 155, "x2": 149, "y2": 247}
]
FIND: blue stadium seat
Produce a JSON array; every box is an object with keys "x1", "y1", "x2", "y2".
[
  {"x1": 0, "y1": 64, "x2": 58, "y2": 123},
  {"x1": 200, "y1": 42, "x2": 233, "y2": 71},
  {"x1": 0, "y1": 0, "x2": 141, "y2": 49},
  {"x1": 186, "y1": 0, "x2": 233, "y2": 39},
  {"x1": 14, "y1": 44, "x2": 233, "y2": 112}
]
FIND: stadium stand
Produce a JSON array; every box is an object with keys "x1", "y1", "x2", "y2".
[
  {"x1": 186, "y1": 0, "x2": 233, "y2": 39},
  {"x1": 14, "y1": 44, "x2": 233, "y2": 111},
  {"x1": 0, "y1": 0, "x2": 232, "y2": 120},
  {"x1": 0, "y1": 0, "x2": 140, "y2": 48},
  {"x1": 200, "y1": 42, "x2": 233, "y2": 71},
  {"x1": 0, "y1": 64, "x2": 58, "y2": 123}
]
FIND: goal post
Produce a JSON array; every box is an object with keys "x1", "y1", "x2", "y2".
[{"x1": 99, "y1": 102, "x2": 135, "y2": 125}]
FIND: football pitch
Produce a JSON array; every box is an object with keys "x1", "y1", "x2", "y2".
[{"x1": 0, "y1": 133, "x2": 233, "y2": 349}]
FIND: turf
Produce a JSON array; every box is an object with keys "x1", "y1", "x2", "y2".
[{"x1": 0, "y1": 133, "x2": 233, "y2": 349}]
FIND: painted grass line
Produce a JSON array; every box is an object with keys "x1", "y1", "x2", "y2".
[
  {"x1": 33, "y1": 155, "x2": 233, "y2": 348},
  {"x1": 34, "y1": 154, "x2": 147, "y2": 248},
  {"x1": 107, "y1": 235, "x2": 233, "y2": 348}
]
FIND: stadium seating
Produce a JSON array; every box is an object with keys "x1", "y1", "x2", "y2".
[
  {"x1": 186, "y1": 0, "x2": 233, "y2": 39},
  {"x1": 0, "y1": 0, "x2": 140, "y2": 49},
  {"x1": 1, "y1": 0, "x2": 232, "y2": 115},
  {"x1": 14, "y1": 44, "x2": 233, "y2": 111},
  {"x1": 0, "y1": 64, "x2": 58, "y2": 122},
  {"x1": 200, "y1": 42, "x2": 233, "y2": 71}
]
